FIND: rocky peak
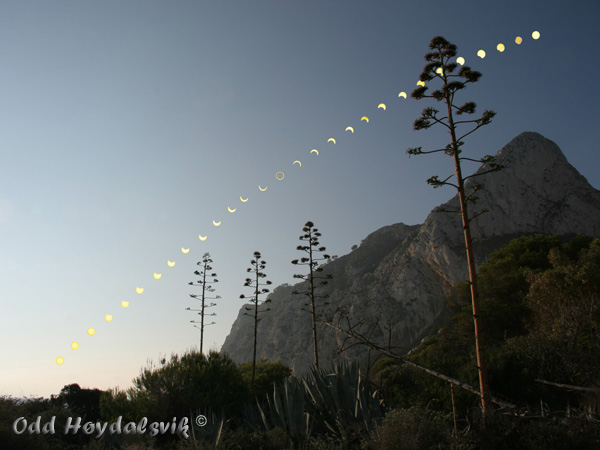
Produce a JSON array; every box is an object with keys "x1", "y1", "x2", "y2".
[{"x1": 221, "y1": 132, "x2": 600, "y2": 374}]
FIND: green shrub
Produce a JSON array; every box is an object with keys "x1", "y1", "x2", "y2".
[{"x1": 238, "y1": 358, "x2": 292, "y2": 399}]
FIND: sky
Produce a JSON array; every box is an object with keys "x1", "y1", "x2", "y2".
[{"x1": 1, "y1": 0, "x2": 599, "y2": 399}]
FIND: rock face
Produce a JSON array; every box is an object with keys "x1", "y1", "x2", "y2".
[{"x1": 221, "y1": 132, "x2": 600, "y2": 373}]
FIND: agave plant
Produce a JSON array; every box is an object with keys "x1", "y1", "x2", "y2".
[
  {"x1": 257, "y1": 361, "x2": 384, "y2": 439},
  {"x1": 191, "y1": 408, "x2": 225, "y2": 446},
  {"x1": 303, "y1": 361, "x2": 384, "y2": 436},
  {"x1": 241, "y1": 401, "x2": 264, "y2": 432},
  {"x1": 258, "y1": 377, "x2": 311, "y2": 437}
]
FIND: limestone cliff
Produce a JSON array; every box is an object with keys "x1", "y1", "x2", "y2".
[{"x1": 221, "y1": 132, "x2": 600, "y2": 373}]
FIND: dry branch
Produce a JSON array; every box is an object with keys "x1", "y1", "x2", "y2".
[
  {"x1": 535, "y1": 379, "x2": 600, "y2": 393},
  {"x1": 325, "y1": 321, "x2": 517, "y2": 410}
]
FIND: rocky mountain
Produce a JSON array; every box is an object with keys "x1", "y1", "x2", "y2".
[{"x1": 221, "y1": 132, "x2": 600, "y2": 373}]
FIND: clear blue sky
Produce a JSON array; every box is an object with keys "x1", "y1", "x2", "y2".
[{"x1": 1, "y1": 0, "x2": 599, "y2": 398}]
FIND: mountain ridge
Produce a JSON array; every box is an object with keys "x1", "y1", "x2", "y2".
[{"x1": 221, "y1": 132, "x2": 600, "y2": 373}]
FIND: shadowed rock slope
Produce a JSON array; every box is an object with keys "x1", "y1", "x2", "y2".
[{"x1": 221, "y1": 132, "x2": 600, "y2": 374}]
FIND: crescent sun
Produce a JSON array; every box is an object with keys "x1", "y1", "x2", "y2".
[
  {"x1": 293, "y1": 160, "x2": 301, "y2": 167},
  {"x1": 378, "y1": 103, "x2": 386, "y2": 110},
  {"x1": 345, "y1": 127, "x2": 354, "y2": 133},
  {"x1": 398, "y1": 91, "x2": 407, "y2": 99},
  {"x1": 153, "y1": 273, "x2": 162, "y2": 279},
  {"x1": 228, "y1": 206, "x2": 236, "y2": 213},
  {"x1": 361, "y1": 116, "x2": 369, "y2": 123},
  {"x1": 327, "y1": 138, "x2": 336, "y2": 144},
  {"x1": 181, "y1": 247, "x2": 190, "y2": 254},
  {"x1": 167, "y1": 260, "x2": 176, "y2": 267},
  {"x1": 240, "y1": 196, "x2": 248, "y2": 202},
  {"x1": 310, "y1": 149, "x2": 319, "y2": 155},
  {"x1": 259, "y1": 185, "x2": 267, "y2": 191},
  {"x1": 199, "y1": 235, "x2": 208, "y2": 241},
  {"x1": 212, "y1": 220, "x2": 221, "y2": 226}
]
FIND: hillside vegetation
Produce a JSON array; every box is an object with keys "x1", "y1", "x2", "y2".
[{"x1": 3, "y1": 234, "x2": 599, "y2": 449}]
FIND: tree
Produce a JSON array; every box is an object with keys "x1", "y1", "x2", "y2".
[
  {"x1": 400, "y1": 235, "x2": 564, "y2": 405},
  {"x1": 238, "y1": 359, "x2": 292, "y2": 397},
  {"x1": 187, "y1": 252, "x2": 220, "y2": 354},
  {"x1": 291, "y1": 221, "x2": 332, "y2": 368},
  {"x1": 99, "y1": 388, "x2": 140, "y2": 423},
  {"x1": 519, "y1": 237, "x2": 600, "y2": 387},
  {"x1": 52, "y1": 383, "x2": 103, "y2": 422},
  {"x1": 406, "y1": 36, "x2": 502, "y2": 416},
  {"x1": 240, "y1": 251, "x2": 273, "y2": 388},
  {"x1": 130, "y1": 350, "x2": 246, "y2": 421},
  {"x1": 476, "y1": 234, "x2": 562, "y2": 307}
]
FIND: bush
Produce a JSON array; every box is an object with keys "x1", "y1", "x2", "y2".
[
  {"x1": 370, "y1": 406, "x2": 452, "y2": 450},
  {"x1": 213, "y1": 426, "x2": 292, "y2": 450},
  {"x1": 130, "y1": 350, "x2": 247, "y2": 422},
  {"x1": 238, "y1": 358, "x2": 292, "y2": 399},
  {"x1": 460, "y1": 411, "x2": 600, "y2": 450}
]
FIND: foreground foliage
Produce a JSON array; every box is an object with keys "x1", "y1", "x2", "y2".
[
  {"x1": 3, "y1": 234, "x2": 599, "y2": 449},
  {"x1": 373, "y1": 234, "x2": 600, "y2": 413}
]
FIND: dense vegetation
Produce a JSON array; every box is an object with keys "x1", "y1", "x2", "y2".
[{"x1": 3, "y1": 234, "x2": 599, "y2": 449}]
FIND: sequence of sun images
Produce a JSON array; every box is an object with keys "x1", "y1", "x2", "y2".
[{"x1": 56, "y1": 31, "x2": 541, "y2": 365}]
